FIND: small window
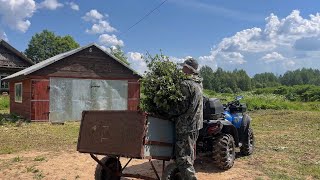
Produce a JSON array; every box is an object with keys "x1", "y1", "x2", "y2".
[
  {"x1": 15, "y1": 83, "x2": 22, "y2": 103},
  {"x1": 0, "y1": 76, "x2": 9, "y2": 89}
]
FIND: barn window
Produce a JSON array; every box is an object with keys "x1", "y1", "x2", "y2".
[
  {"x1": 0, "y1": 76, "x2": 9, "y2": 89},
  {"x1": 15, "y1": 83, "x2": 22, "y2": 103}
]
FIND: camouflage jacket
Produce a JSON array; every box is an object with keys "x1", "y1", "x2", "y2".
[{"x1": 171, "y1": 75, "x2": 203, "y2": 134}]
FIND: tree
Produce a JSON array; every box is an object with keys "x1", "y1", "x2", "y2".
[
  {"x1": 200, "y1": 66, "x2": 214, "y2": 90},
  {"x1": 25, "y1": 30, "x2": 79, "y2": 63},
  {"x1": 110, "y1": 45, "x2": 129, "y2": 65}
]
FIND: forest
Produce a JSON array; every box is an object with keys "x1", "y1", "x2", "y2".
[{"x1": 200, "y1": 66, "x2": 320, "y2": 102}]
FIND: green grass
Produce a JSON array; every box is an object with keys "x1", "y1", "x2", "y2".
[
  {"x1": 33, "y1": 156, "x2": 46, "y2": 162},
  {"x1": 0, "y1": 96, "x2": 9, "y2": 110},
  {"x1": 0, "y1": 122, "x2": 80, "y2": 154},
  {"x1": 248, "y1": 110, "x2": 320, "y2": 179},
  {"x1": 1, "y1": 110, "x2": 319, "y2": 179},
  {"x1": 204, "y1": 89, "x2": 320, "y2": 111}
]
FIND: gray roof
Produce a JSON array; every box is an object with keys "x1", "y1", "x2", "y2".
[
  {"x1": 0, "y1": 39, "x2": 34, "y2": 65},
  {"x1": 3, "y1": 43, "x2": 141, "y2": 80}
]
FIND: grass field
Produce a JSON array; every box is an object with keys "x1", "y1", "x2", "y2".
[
  {"x1": 0, "y1": 110, "x2": 319, "y2": 179},
  {"x1": 204, "y1": 90, "x2": 320, "y2": 111}
]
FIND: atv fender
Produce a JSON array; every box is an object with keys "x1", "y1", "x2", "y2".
[
  {"x1": 239, "y1": 114, "x2": 252, "y2": 142},
  {"x1": 219, "y1": 121, "x2": 240, "y2": 147},
  {"x1": 241, "y1": 114, "x2": 252, "y2": 129}
]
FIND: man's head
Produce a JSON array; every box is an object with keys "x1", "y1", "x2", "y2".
[{"x1": 180, "y1": 58, "x2": 199, "y2": 75}]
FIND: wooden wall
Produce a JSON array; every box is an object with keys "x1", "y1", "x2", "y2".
[
  {"x1": 9, "y1": 79, "x2": 31, "y2": 120},
  {"x1": 30, "y1": 46, "x2": 140, "y2": 80},
  {"x1": 0, "y1": 45, "x2": 31, "y2": 68},
  {"x1": 9, "y1": 45, "x2": 141, "y2": 121}
]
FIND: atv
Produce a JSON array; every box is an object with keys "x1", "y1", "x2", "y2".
[{"x1": 196, "y1": 96, "x2": 255, "y2": 170}]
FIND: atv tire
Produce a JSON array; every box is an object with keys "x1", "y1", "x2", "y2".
[
  {"x1": 161, "y1": 162, "x2": 183, "y2": 180},
  {"x1": 240, "y1": 127, "x2": 255, "y2": 156},
  {"x1": 212, "y1": 134, "x2": 236, "y2": 170},
  {"x1": 94, "y1": 156, "x2": 122, "y2": 180}
]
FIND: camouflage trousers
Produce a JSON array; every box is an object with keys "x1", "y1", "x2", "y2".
[{"x1": 175, "y1": 131, "x2": 199, "y2": 180}]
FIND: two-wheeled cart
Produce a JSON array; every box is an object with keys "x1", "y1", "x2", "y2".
[{"x1": 77, "y1": 110, "x2": 180, "y2": 180}]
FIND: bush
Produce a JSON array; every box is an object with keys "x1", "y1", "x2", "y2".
[
  {"x1": 140, "y1": 53, "x2": 187, "y2": 116},
  {"x1": 204, "y1": 90, "x2": 320, "y2": 111},
  {"x1": 0, "y1": 95, "x2": 9, "y2": 110},
  {"x1": 253, "y1": 85, "x2": 320, "y2": 102}
]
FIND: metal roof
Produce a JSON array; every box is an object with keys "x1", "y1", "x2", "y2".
[
  {"x1": 0, "y1": 39, "x2": 34, "y2": 65},
  {"x1": 3, "y1": 43, "x2": 141, "y2": 80}
]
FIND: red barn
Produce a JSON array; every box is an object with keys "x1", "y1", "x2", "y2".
[{"x1": 4, "y1": 43, "x2": 141, "y2": 122}]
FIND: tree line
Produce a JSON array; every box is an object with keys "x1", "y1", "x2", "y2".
[
  {"x1": 24, "y1": 30, "x2": 129, "y2": 64},
  {"x1": 200, "y1": 66, "x2": 320, "y2": 93}
]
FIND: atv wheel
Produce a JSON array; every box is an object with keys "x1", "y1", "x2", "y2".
[
  {"x1": 240, "y1": 127, "x2": 255, "y2": 156},
  {"x1": 94, "y1": 156, "x2": 122, "y2": 180},
  {"x1": 212, "y1": 134, "x2": 236, "y2": 170},
  {"x1": 162, "y1": 163, "x2": 183, "y2": 180}
]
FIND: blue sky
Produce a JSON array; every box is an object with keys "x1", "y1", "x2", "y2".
[{"x1": 1, "y1": 0, "x2": 320, "y2": 76}]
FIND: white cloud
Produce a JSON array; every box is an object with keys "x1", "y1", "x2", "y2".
[
  {"x1": 0, "y1": 0, "x2": 36, "y2": 32},
  {"x1": 203, "y1": 10, "x2": 320, "y2": 75},
  {"x1": 0, "y1": 30, "x2": 8, "y2": 41},
  {"x1": 99, "y1": 34, "x2": 124, "y2": 47},
  {"x1": 66, "y1": 2, "x2": 79, "y2": 11},
  {"x1": 82, "y1": 9, "x2": 104, "y2": 22},
  {"x1": 38, "y1": 0, "x2": 63, "y2": 10},
  {"x1": 221, "y1": 52, "x2": 246, "y2": 64},
  {"x1": 127, "y1": 52, "x2": 147, "y2": 74},
  {"x1": 86, "y1": 20, "x2": 117, "y2": 34},
  {"x1": 261, "y1": 52, "x2": 285, "y2": 63}
]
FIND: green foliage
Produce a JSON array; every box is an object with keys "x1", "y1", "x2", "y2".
[
  {"x1": 280, "y1": 68, "x2": 320, "y2": 86},
  {"x1": 254, "y1": 85, "x2": 320, "y2": 102},
  {"x1": 110, "y1": 45, "x2": 130, "y2": 65},
  {"x1": 204, "y1": 89, "x2": 320, "y2": 111},
  {"x1": 252, "y1": 72, "x2": 280, "y2": 88},
  {"x1": 25, "y1": 30, "x2": 79, "y2": 63},
  {"x1": 34, "y1": 156, "x2": 46, "y2": 161},
  {"x1": 200, "y1": 67, "x2": 252, "y2": 93},
  {"x1": 12, "y1": 156, "x2": 22, "y2": 162},
  {"x1": 0, "y1": 96, "x2": 9, "y2": 110},
  {"x1": 140, "y1": 53, "x2": 187, "y2": 115},
  {"x1": 200, "y1": 66, "x2": 320, "y2": 92}
]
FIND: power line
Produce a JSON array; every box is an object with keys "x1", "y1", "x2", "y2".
[{"x1": 120, "y1": 0, "x2": 168, "y2": 36}]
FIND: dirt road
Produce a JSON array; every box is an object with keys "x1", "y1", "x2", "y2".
[{"x1": 0, "y1": 150, "x2": 267, "y2": 180}]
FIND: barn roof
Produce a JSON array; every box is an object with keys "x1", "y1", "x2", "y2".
[
  {"x1": 0, "y1": 39, "x2": 34, "y2": 66},
  {"x1": 4, "y1": 43, "x2": 141, "y2": 80}
]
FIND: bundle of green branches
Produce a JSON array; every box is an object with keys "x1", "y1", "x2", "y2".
[{"x1": 140, "y1": 53, "x2": 187, "y2": 117}]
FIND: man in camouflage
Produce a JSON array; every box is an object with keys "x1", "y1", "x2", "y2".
[{"x1": 174, "y1": 58, "x2": 203, "y2": 180}]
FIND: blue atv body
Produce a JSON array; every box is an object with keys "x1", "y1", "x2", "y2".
[{"x1": 224, "y1": 111, "x2": 243, "y2": 129}]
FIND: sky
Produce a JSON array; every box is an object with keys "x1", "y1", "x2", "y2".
[{"x1": 1, "y1": 0, "x2": 320, "y2": 76}]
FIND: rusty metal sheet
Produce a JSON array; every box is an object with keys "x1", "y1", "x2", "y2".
[{"x1": 77, "y1": 111, "x2": 147, "y2": 158}]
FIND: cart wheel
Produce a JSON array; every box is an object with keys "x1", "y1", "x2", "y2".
[
  {"x1": 94, "y1": 156, "x2": 122, "y2": 180},
  {"x1": 161, "y1": 163, "x2": 183, "y2": 180}
]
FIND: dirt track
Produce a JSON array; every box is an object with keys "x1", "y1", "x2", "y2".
[{"x1": 0, "y1": 150, "x2": 267, "y2": 180}]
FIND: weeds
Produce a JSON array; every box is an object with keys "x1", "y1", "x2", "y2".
[
  {"x1": 34, "y1": 156, "x2": 46, "y2": 162},
  {"x1": 33, "y1": 172, "x2": 45, "y2": 180},
  {"x1": 12, "y1": 156, "x2": 22, "y2": 162}
]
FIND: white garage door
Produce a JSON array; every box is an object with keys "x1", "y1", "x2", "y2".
[{"x1": 49, "y1": 78, "x2": 128, "y2": 122}]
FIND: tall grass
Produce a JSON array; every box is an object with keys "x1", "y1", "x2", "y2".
[
  {"x1": 204, "y1": 89, "x2": 320, "y2": 111},
  {"x1": 0, "y1": 95, "x2": 9, "y2": 110}
]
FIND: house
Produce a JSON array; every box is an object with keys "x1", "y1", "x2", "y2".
[
  {"x1": 4, "y1": 43, "x2": 141, "y2": 122},
  {"x1": 0, "y1": 39, "x2": 34, "y2": 92}
]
